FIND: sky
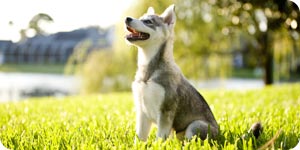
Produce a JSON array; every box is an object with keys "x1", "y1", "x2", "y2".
[
  {"x1": 0, "y1": 0, "x2": 133, "y2": 42},
  {"x1": 1, "y1": 0, "x2": 299, "y2": 42}
]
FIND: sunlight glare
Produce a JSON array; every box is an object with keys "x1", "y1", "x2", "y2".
[{"x1": 0, "y1": 0, "x2": 133, "y2": 41}]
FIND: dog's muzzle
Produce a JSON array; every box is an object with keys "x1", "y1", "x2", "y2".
[{"x1": 125, "y1": 17, "x2": 150, "y2": 41}]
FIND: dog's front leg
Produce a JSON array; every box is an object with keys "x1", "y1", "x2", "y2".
[
  {"x1": 156, "y1": 111, "x2": 174, "y2": 140},
  {"x1": 135, "y1": 111, "x2": 151, "y2": 142}
]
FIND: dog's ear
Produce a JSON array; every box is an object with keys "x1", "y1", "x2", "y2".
[
  {"x1": 160, "y1": 4, "x2": 176, "y2": 26},
  {"x1": 147, "y1": 7, "x2": 155, "y2": 15}
]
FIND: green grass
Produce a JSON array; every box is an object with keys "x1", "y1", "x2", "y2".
[
  {"x1": 0, "y1": 84, "x2": 299, "y2": 149},
  {"x1": 0, "y1": 64, "x2": 65, "y2": 74}
]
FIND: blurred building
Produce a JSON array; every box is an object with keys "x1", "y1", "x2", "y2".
[{"x1": 0, "y1": 26, "x2": 113, "y2": 65}]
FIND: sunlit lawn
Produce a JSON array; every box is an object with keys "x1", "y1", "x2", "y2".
[{"x1": 0, "y1": 84, "x2": 299, "y2": 149}]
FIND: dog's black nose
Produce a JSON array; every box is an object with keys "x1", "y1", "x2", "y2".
[{"x1": 126, "y1": 17, "x2": 133, "y2": 23}]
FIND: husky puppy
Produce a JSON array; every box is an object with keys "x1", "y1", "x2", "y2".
[{"x1": 125, "y1": 4, "x2": 219, "y2": 141}]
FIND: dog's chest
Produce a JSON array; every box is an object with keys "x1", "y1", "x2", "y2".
[{"x1": 132, "y1": 80, "x2": 165, "y2": 122}]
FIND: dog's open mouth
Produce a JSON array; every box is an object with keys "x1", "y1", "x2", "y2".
[{"x1": 126, "y1": 26, "x2": 150, "y2": 41}]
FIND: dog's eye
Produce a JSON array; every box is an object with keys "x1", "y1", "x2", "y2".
[{"x1": 143, "y1": 20, "x2": 153, "y2": 25}]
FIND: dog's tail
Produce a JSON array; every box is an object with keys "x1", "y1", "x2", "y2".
[
  {"x1": 244, "y1": 122, "x2": 287, "y2": 149},
  {"x1": 249, "y1": 122, "x2": 263, "y2": 139},
  {"x1": 243, "y1": 122, "x2": 263, "y2": 139}
]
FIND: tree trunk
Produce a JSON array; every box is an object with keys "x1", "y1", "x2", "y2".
[
  {"x1": 261, "y1": 32, "x2": 274, "y2": 85},
  {"x1": 264, "y1": 49, "x2": 273, "y2": 85}
]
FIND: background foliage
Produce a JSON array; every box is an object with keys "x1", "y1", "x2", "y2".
[{"x1": 71, "y1": 0, "x2": 300, "y2": 93}]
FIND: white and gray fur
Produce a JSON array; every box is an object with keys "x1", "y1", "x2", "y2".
[{"x1": 125, "y1": 4, "x2": 219, "y2": 141}]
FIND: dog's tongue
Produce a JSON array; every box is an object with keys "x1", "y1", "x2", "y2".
[
  {"x1": 131, "y1": 32, "x2": 141, "y2": 37},
  {"x1": 127, "y1": 26, "x2": 137, "y2": 33},
  {"x1": 126, "y1": 26, "x2": 150, "y2": 41},
  {"x1": 126, "y1": 26, "x2": 140, "y2": 37}
]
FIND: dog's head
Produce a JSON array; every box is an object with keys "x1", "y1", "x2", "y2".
[{"x1": 125, "y1": 4, "x2": 176, "y2": 47}]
